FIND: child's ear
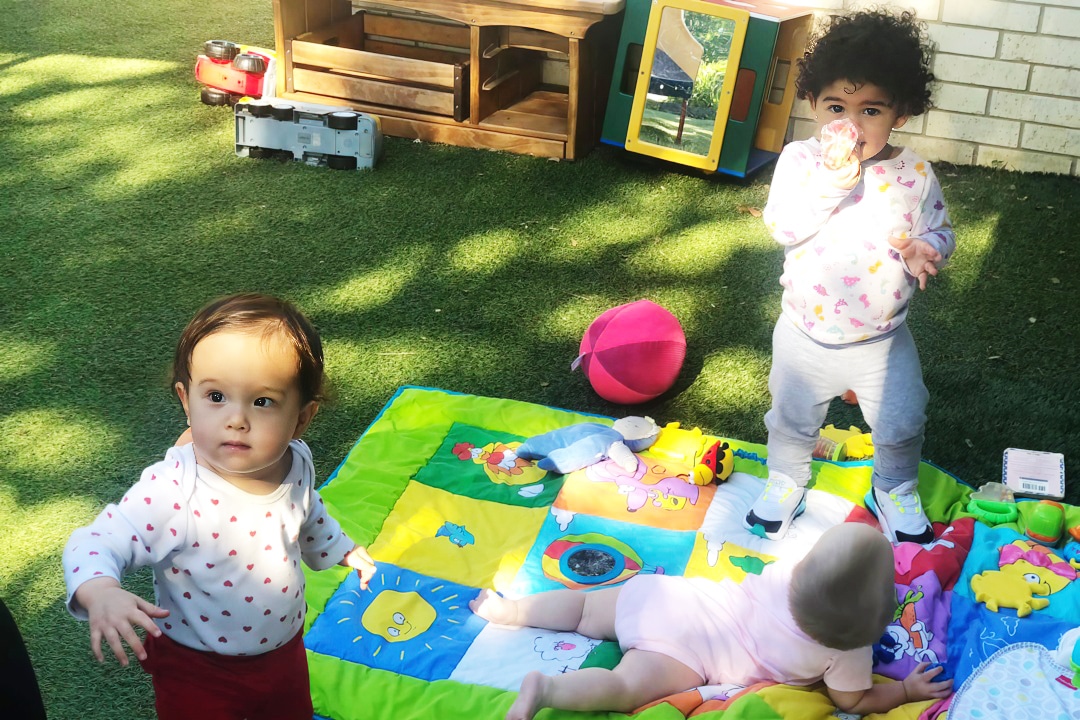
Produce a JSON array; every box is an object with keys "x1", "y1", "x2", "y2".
[
  {"x1": 892, "y1": 115, "x2": 910, "y2": 131},
  {"x1": 293, "y1": 401, "x2": 319, "y2": 438},
  {"x1": 807, "y1": 93, "x2": 818, "y2": 114},
  {"x1": 175, "y1": 382, "x2": 191, "y2": 424}
]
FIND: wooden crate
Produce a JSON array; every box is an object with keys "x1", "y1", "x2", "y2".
[{"x1": 289, "y1": 12, "x2": 470, "y2": 121}]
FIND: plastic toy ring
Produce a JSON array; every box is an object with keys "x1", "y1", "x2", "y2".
[{"x1": 966, "y1": 498, "x2": 1018, "y2": 525}]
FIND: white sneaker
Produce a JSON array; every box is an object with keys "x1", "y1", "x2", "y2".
[
  {"x1": 866, "y1": 480, "x2": 934, "y2": 544},
  {"x1": 744, "y1": 472, "x2": 807, "y2": 540}
]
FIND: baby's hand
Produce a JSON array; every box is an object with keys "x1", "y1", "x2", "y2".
[
  {"x1": 74, "y1": 577, "x2": 169, "y2": 666},
  {"x1": 343, "y1": 545, "x2": 377, "y2": 590},
  {"x1": 820, "y1": 118, "x2": 862, "y2": 189},
  {"x1": 903, "y1": 662, "x2": 953, "y2": 701},
  {"x1": 889, "y1": 236, "x2": 942, "y2": 290}
]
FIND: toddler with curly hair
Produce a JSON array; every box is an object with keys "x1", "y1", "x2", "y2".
[{"x1": 746, "y1": 8, "x2": 955, "y2": 545}]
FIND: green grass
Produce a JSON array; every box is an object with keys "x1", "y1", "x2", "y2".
[{"x1": 1, "y1": 0, "x2": 1078, "y2": 717}]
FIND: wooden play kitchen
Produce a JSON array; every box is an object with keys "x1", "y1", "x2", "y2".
[{"x1": 271, "y1": 0, "x2": 626, "y2": 160}]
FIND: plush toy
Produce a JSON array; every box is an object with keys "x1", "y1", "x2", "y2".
[
  {"x1": 649, "y1": 422, "x2": 708, "y2": 466},
  {"x1": 648, "y1": 423, "x2": 734, "y2": 486},
  {"x1": 692, "y1": 440, "x2": 734, "y2": 486},
  {"x1": 515, "y1": 416, "x2": 661, "y2": 474}
]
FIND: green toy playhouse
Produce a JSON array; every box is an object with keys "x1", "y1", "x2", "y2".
[{"x1": 601, "y1": 0, "x2": 812, "y2": 177}]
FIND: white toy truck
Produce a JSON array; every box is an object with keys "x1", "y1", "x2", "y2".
[{"x1": 234, "y1": 99, "x2": 382, "y2": 170}]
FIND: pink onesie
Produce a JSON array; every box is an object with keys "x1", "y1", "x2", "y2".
[{"x1": 614, "y1": 562, "x2": 872, "y2": 691}]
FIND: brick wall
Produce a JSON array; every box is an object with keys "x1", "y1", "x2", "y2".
[{"x1": 789, "y1": 0, "x2": 1080, "y2": 175}]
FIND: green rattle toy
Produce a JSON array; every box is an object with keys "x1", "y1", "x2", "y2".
[{"x1": 1026, "y1": 500, "x2": 1065, "y2": 546}]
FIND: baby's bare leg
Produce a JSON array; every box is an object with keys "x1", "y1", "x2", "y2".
[
  {"x1": 470, "y1": 587, "x2": 620, "y2": 640},
  {"x1": 506, "y1": 649, "x2": 703, "y2": 720}
]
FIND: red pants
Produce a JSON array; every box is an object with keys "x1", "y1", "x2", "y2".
[{"x1": 141, "y1": 631, "x2": 313, "y2": 720}]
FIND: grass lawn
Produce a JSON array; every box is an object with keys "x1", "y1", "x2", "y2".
[{"x1": 1, "y1": 0, "x2": 1077, "y2": 717}]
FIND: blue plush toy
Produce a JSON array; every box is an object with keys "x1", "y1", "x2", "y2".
[{"x1": 515, "y1": 417, "x2": 660, "y2": 475}]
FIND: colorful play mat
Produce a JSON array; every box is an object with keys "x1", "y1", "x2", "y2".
[{"x1": 302, "y1": 386, "x2": 1080, "y2": 720}]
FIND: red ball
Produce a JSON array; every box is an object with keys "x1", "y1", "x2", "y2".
[{"x1": 574, "y1": 300, "x2": 686, "y2": 404}]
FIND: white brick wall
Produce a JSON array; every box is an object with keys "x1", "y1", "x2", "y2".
[
  {"x1": 942, "y1": 0, "x2": 1040, "y2": 31},
  {"x1": 930, "y1": 23, "x2": 999, "y2": 56},
  {"x1": 1042, "y1": 7, "x2": 1080, "y2": 37},
  {"x1": 790, "y1": 0, "x2": 1080, "y2": 175},
  {"x1": 935, "y1": 83, "x2": 990, "y2": 113}
]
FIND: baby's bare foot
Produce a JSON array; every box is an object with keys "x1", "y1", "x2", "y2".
[
  {"x1": 469, "y1": 589, "x2": 520, "y2": 625},
  {"x1": 506, "y1": 671, "x2": 550, "y2": 720}
]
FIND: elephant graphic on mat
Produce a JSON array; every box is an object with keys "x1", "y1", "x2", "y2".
[{"x1": 586, "y1": 457, "x2": 699, "y2": 512}]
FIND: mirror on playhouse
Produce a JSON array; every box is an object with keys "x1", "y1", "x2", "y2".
[
  {"x1": 631, "y1": 7, "x2": 741, "y2": 164},
  {"x1": 604, "y1": 0, "x2": 812, "y2": 177}
]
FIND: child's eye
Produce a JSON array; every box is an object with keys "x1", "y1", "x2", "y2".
[
  {"x1": 209, "y1": 391, "x2": 224, "y2": 403},
  {"x1": 254, "y1": 397, "x2": 274, "y2": 408},
  {"x1": 826, "y1": 104, "x2": 844, "y2": 114},
  {"x1": 863, "y1": 108, "x2": 881, "y2": 117}
]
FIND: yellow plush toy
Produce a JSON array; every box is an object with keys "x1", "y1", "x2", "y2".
[{"x1": 647, "y1": 423, "x2": 733, "y2": 486}]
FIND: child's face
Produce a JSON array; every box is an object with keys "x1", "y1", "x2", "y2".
[
  {"x1": 175, "y1": 328, "x2": 317, "y2": 487},
  {"x1": 809, "y1": 79, "x2": 908, "y2": 162}
]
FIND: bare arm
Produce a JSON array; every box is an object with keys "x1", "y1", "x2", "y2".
[{"x1": 828, "y1": 663, "x2": 952, "y2": 715}]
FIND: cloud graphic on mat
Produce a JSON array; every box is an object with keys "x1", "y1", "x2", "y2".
[{"x1": 551, "y1": 506, "x2": 575, "y2": 531}]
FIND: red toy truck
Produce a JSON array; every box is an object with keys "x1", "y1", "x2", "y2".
[{"x1": 195, "y1": 40, "x2": 276, "y2": 106}]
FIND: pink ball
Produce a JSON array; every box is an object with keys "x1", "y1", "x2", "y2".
[{"x1": 575, "y1": 300, "x2": 686, "y2": 404}]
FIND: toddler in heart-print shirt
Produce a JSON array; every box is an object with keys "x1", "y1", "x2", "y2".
[{"x1": 63, "y1": 293, "x2": 376, "y2": 720}]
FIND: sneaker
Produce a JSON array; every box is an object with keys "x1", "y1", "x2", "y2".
[
  {"x1": 744, "y1": 472, "x2": 807, "y2": 540},
  {"x1": 866, "y1": 480, "x2": 934, "y2": 544}
]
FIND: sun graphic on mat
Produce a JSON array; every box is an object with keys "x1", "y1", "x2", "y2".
[{"x1": 334, "y1": 573, "x2": 467, "y2": 660}]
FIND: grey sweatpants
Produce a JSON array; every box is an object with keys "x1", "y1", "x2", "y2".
[{"x1": 765, "y1": 317, "x2": 928, "y2": 492}]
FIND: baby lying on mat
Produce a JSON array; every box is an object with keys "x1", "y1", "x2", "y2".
[{"x1": 471, "y1": 522, "x2": 951, "y2": 720}]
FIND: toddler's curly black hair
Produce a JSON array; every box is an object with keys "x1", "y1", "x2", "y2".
[{"x1": 795, "y1": 8, "x2": 936, "y2": 117}]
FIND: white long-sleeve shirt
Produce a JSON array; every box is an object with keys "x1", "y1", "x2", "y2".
[
  {"x1": 63, "y1": 440, "x2": 355, "y2": 655},
  {"x1": 763, "y1": 139, "x2": 955, "y2": 345}
]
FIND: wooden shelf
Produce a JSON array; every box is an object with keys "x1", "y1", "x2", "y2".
[
  {"x1": 479, "y1": 90, "x2": 569, "y2": 141},
  {"x1": 272, "y1": 0, "x2": 623, "y2": 159}
]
